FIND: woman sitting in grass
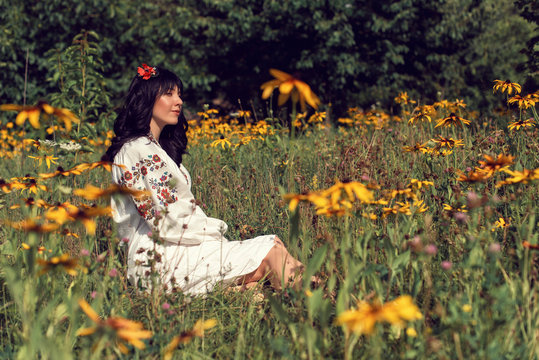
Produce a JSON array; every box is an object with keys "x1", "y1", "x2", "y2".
[{"x1": 102, "y1": 64, "x2": 308, "y2": 295}]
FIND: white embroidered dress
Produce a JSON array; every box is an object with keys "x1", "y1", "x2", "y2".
[{"x1": 110, "y1": 135, "x2": 276, "y2": 295}]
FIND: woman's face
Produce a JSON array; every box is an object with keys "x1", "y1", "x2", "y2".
[{"x1": 151, "y1": 86, "x2": 183, "y2": 130}]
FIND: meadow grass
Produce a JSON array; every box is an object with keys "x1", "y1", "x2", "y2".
[{"x1": 0, "y1": 95, "x2": 537, "y2": 359}]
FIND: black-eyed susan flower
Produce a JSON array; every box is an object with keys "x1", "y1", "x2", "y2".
[
  {"x1": 476, "y1": 153, "x2": 515, "y2": 176},
  {"x1": 382, "y1": 202, "x2": 412, "y2": 217},
  {"x1": 260, "y1": 69, "x2": 320, "y2": 111},
  {"x1": 37, "y1": 253, "x2": 79, "y2": 276},
  {"x1": 493, "y1": 80, "x2": 522, "y2": 95},
  {"x1": 7, "y1": 218, "x2": 60, "y2": 233},
  {"x1": 0, "y1": 101, "x2": 79, "y2": 131},
  {"x1": 210, "y1": 136, "x2": 232, "y2": 150},
  {"x1": 77, "y1": 299, "x2": 152, "y2": 354},
  {"x1": 491, "y1": 217, "x2": 510, "y2": 231},
  {"x1": 435, "y1": 113, "x2": 471, "y2": 128},
  {"x1": 443, "y1": 203, "x2": 468, "y2": 213},
  {"x1": 335, "y1": 295, "x2": 422, "y2": 336},
  {"x1": 73, "y1": 184, "x2": 150, "y2": 200},
  {"x1": 507, "y1": 118, "x2": 535, "y2": 131},
  {"x1": 507, "y1": 94, "x2": 537, "y2": 109},
  {"x1": 163, "y1": 319, "x2": 217, "y2": 360},
  {"x1": 408, "y1": 105, "x2": 435, "y2": 124},
  {"x1": 9, "y1": 178, "x2": 48, "y2": 194},
  {"x1": 402, "y1": 142, "x2": 429, "y2": 153},
  {"x1": 407, "y1": 179, "x2": 434, "y2": 190},
  {"x1": 496, "y1": 168, "x2": 539, "y2": 187},
  {"x1": 394, "y1": 92, "x2": 416, "y2": 105},
  {"x1": 27, "y1": 155, "x2": 59, "y2": 169},
  {"x1": 431, "y1": 136, "x2": 464, "y2": 149},
  {"x1": 456, "y1": 170, "x2": 490, "y2": 183}
]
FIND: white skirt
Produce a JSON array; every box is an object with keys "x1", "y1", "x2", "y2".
[{"x1": 127, "y1": 234, "x2": 277, "y2": 295}]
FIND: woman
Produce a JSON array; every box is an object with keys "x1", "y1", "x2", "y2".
[{"x1": 102, "y1": 64, "x2": 306, "y2": 295}]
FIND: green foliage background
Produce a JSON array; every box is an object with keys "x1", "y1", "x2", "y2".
[{"x1": 0, "y1": 0, "x2": 536, "y2": 114}]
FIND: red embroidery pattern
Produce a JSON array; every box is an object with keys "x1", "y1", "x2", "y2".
[{"x1": 119, "y1": 153, "x2": 178, "y2": 222}]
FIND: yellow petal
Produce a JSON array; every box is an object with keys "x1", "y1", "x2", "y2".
[
  {"x1": 279, "y1": 81, "x2": 294, "y2": 95},
  {"x1": 41, "y1": 103, "x2": 54, "y2": 114},
  {"x1": 0, "y1": 104, "x2": 23, "y2": 111},
  {"x1": 76, "y1": 326, "x2": 98, "y2": 336},
  {"x1": 78, "y1": 299, "x2": 101, "y2": 323},
  {"x1": 15, "y1": 111, "x2": 28, "y2": 126},
  {"x1": 28, "y1": 109, "x2": 41, "y2": 128},
  {"x1": 269, "y1": 69, "x2": 292, "y2": 81}
]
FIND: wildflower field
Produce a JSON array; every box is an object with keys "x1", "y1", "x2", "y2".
[{"x1": 0, "y1": 65, "x2": 537, "y2": 359}]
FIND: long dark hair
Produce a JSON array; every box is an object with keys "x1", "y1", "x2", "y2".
[{"x1": 102, "y1": 66, "x2": 188, "y2": 166}]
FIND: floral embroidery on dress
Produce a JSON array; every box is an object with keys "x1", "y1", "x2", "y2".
[{"x1": 118, "y1": 151, "x2": 178, "y2": 222}]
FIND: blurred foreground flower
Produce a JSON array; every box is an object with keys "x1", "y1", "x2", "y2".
[
  {"x1": 456, "y1": 170, "x2": 490, "y2": 183},
  {"x1": 492, "y1": 80, "x2": 521, "y2": 95},
  {"x1": 40, "y1": 161, "x2": 122, "y2": 179},
  {"x1": 522, "y1": 241, "x2": 539, "y2": 250},
  {"x1": 164, "y1": 319, "x2": 217, "y2": 360},
  {"x1": 284, "y1": 180, "x2": 373, "y2": 217},
  {"x1": 0, "y1": 101, "x2": 79, "y2": 131},
  {"x1": 44, "y1": 205, "x2": 112, "y2": 234},
  {"x1": 336, "y1": 295, "x2": 422, "y2": 336},
  {"x1": 476, "y1": 154, "x2": 514, "y2": 176},
  {"x1": 496, "y1": 168, "x2": 539, "y2": 187},
  {"x1": 73, "y1": 184, "x2": 150, "y2": 200},
  {"x1": 77, "y1": 299, "x2": 152, "y2": 354},
  {"x1": 261, "y1": 69, "x2": 320, "y2": 111},
  {"x1": 37, "y1": 253, "x2": 80, "y2": 276}
]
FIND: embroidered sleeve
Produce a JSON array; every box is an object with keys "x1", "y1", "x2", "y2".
[{"x1": 114, "y1": 143, "x2": 228, "y2": 244}]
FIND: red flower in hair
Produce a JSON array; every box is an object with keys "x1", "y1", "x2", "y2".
[{"x1": 137, "y1": 63, "x2": 157, "y2": 80}]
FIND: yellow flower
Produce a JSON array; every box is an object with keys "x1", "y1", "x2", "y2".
[
  {"x1": 37, "y1": 253, "x2": 79, "y2": 276},
  {"x1": 507, "y1": 118, "x2": 535, "y2": 131},
  {"x1": 335, "y1": 295, "x2": 422, "y2": 336},
  {"x1": 402, "y1": 142, "x2": 429, "y2": 153},
  {"x1": 407, "y1": 179, "x2": 434, "y2": 190},
  {"x1": 382, "y1": 203, "x2": 412, "y2": 217},
  {"x1": 443, "y1": 203, "x2": 468, "y2": 213},
  {"x1": 7, "y1": 218, "x2": 60, "y2": 233},
  {"x1": 27, "y1": 155, "x2": 59, "y2": 169},
  {"x1": 462, "y1": 304, "x2": 472, "y2": 313},
  {"x1": 164, "y1": 319, "x2": 217, "y2": 360},
  {"x1": 77, "y1": 299, "x2": 152, "y2": 354},
  {"x1": 394, "y1": 92, "x2": 416, "y2": 105},
  {"x1": 456, "y1": 170, "x2": 490, "y2": 183},
  {"x1": 435, "y1": 113, "x2": 471, "y2": 128},
  {"x1": 408, "y1": 105, "x2": 435, "y2": 124},
  {"x1": 476, "y1": 153, "x2": 515, "y2": 176},
  {"x1": 308, "y1": 111, "x2": 326, "y2": 123},
  {"x1": 496, "y1": 168, "x2": 539, "y2": 187},
  {"x1": 210, "y1": 137, "x2": 232, "y2": 150},
  {"x1": 260, "y1": 69, "x2": 320, "y2": 111},
  {"x1": 0, "y1": 102, "x2": 79, "y2": 131},
  {"x1": 406, "y1": 327, "x2": 418, "y2": 337},
  {"x1": 507, "y1": 94, "x2": 537, "y2": 109},
  {"x1": 412, "y1": 199, "x2": 428, "y2": 213},
  {"x1": 431, "y1": 136, "x2": 464, "y2": 149},
  {"x1": 73, "y1": 184, "x2": 150, "y2": 200},
  {"x1": 493, "y1": 79, "x2": 522, "y2": 95},
  {"x1": 9, "y1": 179, "x2": 48, "y2": 194},
  {"x1": 492, "y1": 217, "x2": 510, "y2": 231}
]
